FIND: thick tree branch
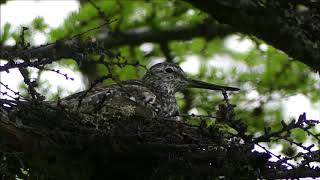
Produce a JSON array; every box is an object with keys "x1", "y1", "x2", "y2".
[
  {"x1": 263, "y1": 166, "x2": 320, "y2": 179},
  {"x1": 184, "y1": 0, "x2": 320, "y2": 70},
  {"x1": 0, "y1": 23, "x2": 234, "y2": 69}
]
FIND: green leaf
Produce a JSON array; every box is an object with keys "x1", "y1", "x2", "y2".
[
  {"x1": 32, "y1": 16, "x2": 48, "y2": 31},
  {"x1": 0, "y1": 23, "x2": 11, "y2": 44}
]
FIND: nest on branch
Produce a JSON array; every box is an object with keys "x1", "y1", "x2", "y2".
[{"x1": 0, "y1": 101, "x2": 269, "y2": 180}]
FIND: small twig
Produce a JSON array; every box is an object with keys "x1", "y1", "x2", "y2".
[
  {"x1": 18, "y1": 67, "x2": 43, "y2": 101},
  {"x1": 179, "y1": 113, "x2": 217, "y2": 119},
  {"x1": 88, "y1": 0, "x2": 108, "y2": 21},
  {"x1": 0, "y1": 82, "x2": 21, "y2": 97},
  {"x1": 256, "y1": 143, "x2": 295, "y2": 169},
  {"x1": 160, "y1": 41, "x2": 174, "y2": 62},
  {"x1": 40, "y1": 68, "x2": 75, "y2": 81}
]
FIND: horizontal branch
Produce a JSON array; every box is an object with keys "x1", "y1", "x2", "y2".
[
  {"x1": 264, "y1": 166, "x2": 320, "y2": 179},
  {"x1": 0, "y1": 23, "x2": 234, "y2": 68}
]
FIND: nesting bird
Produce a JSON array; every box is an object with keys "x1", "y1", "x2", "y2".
[{"x1": 60, "y1": 62, "x2": 239, "y2": 121}]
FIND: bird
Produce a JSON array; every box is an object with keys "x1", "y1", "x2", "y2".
[{"x1": 59, "y1": 62, "x2": 239, "y2": 123}]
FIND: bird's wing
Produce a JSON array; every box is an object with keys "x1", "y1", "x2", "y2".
[{"x1": 60, "y1": 80, "x2": 158, "y2": 118}]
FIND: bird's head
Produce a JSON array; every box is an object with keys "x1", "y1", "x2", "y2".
[{"x1": 142, "y1": 62, "x2": 239, "y2": 94}]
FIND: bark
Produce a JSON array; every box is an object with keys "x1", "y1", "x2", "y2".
[{"x1": 183, "y1": 0, "x2": 320, "y2": 70}]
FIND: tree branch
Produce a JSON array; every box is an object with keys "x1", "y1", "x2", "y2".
[
  {"x1": 0, "y1": 23, "x2": 234, "y2": 69},
  {"x1": 184, "y1": 0, "x2": 320, "y2": 70}
]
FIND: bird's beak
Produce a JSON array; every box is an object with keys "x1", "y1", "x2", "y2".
[{"x1": 187, "y1": 79, "x2": 240, "y2": 91}]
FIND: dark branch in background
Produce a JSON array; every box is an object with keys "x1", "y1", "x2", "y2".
[
  {"x1": 16, "y1": 27, "x2": 44, "y2": 101},
  {"x1": 180, "y1": 89, "x2": 194, "y2": 114},
  {"x1": 184, "y1": 0, "x2": 320, "y2": 70},
  {"x1": 0, "y1": 23, "x2": 234, "y2": 72},
  {"x1": 18, "y1": 27, "x2": 30, "y2": 50},
  {"x1": 88, "y1": 0, "x2": 108, "y2": 21},
  {"x1": 18, "y1": 68, "x2": 43, "y2": 101},
  {"x1": 160, "y1": 41, "x2": 174, "y2": 63}
]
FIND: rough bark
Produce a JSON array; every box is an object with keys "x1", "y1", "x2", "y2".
[{"x1": 184, "y1": 0, "x2": 320, "y2": 70}]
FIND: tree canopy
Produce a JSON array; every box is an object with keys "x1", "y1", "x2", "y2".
[{"x1": 0, "y1": 0, "x2": 319, "y2": 179}]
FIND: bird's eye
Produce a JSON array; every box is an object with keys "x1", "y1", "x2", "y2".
[{"x1": 165, "y1": 67, "x2": 174, "y2": 73}]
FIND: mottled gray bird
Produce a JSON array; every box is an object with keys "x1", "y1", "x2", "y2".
[{"x1": 60, "y1": 62, "x2": 239, "y2": 122}]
